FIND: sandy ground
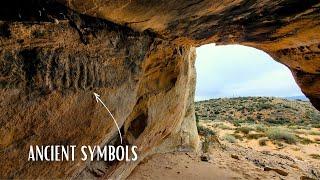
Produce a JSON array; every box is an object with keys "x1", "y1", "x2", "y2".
[
  {"x1": 128, "y1": 148, "x2": 319, "y2": 180},
  {"x1": 129, "y1": 146, "x2": 320, "y2": 180},
  {"x1": 128, "y1": 121, "x2": 320, "y2": 180},
  {"x1": 128, "y1": 152, "x2": 236, "y2": 180}
]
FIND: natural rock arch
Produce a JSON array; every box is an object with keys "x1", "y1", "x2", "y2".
[
  {"x1": 62, "y1": 0, "x2": 320, "y2": 109},
  {"x1": 0, "y1": 0, "x2": 319, "y2": 179}
]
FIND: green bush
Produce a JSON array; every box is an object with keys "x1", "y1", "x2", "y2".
[
  {"x1": 202, "y1": 137, "x2": 211, "y2": 153},
  {"x1": 246, "y1": 117, "x2": 255, "y2": 123},
  {"x1": 231, "y1": 133, "x2": 243, "y2": 141},
  {"x1": 297, "y1": 136, "x2": 313, "y2": 145},
  {"x1": 266, "y1": 128, "x2": 297, "y2": 144},
  {"x1": 236, "y1": 126, "x2": 253, "y2": 134},
  {"x1": 197, "y1": 125, "x2": 217, "y2": 152},
  {"x1": 265, "y1": 117, "x2": 290, "y2": 125},
  {"x1": 218, "y1": 124, "x2": 232, "y2": 130},
  {"x1": 223, "y1": 134, "x2": 237, "y2": 143},
  {"x1": 255, "y1": 124, "x2": 267, "y2": 132},
  {"x1": 257, "y1": 103, "x2": 272, "y2": 110},
  {"x1": 197, "y1": 125, "x2": 216, "y2": 136},
  {"x1": 312, "y1": 123, "x2": 320, "y2": 128},
  {"x1": 233, "y1": 121, "x2": 241, "y2": 127},
  {"x1": 247, "y1": 133, "x2": 265, "y2": 140},
  {"x1": 309, "y1": 131, "x2": 320, "y2": 135}
]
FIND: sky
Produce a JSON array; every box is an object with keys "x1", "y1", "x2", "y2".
[{"x1": 195, "y1": 44, "x2": 305, "y2": 101}]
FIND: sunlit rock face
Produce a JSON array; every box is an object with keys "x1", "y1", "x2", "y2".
[{"x1": 0, "y1": 0, "x2": 319, "y2": 179}]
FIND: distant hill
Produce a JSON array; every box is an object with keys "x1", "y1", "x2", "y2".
[
  {"x1": 195, "y1": 97, "x2": 320, "y2": 125},
  {"x1": 284, "y1": 96, "x2": 309, "y2": 101}
]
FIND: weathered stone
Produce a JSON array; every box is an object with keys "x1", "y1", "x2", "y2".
[
  {"x1": 0, "y1": 0, "x2": 319, "y2": 179},
  {"x1": 264, "y1": 166, "x2": 289, "y2": 176},
  {"x1": 200, "y1": 154, "x2": 210, "y2": 162},
  {"x1": 231, "y1": 154, "x2": 240, "y2": 160}
]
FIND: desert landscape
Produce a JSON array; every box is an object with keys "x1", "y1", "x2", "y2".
[{"x1": 129, "y1": 97, "x2": 320, "y2": 179}]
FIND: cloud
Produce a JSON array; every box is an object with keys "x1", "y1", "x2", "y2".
[{"x1": 195, "y1": 44, "x2": 304, "y2": 101}]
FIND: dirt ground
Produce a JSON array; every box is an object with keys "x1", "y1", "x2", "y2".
[{"x1": 128, "y1": 121, "x2": 320, "y2": 180}]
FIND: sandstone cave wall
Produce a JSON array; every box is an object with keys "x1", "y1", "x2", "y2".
[{"x1": 0, "y1": 7, "x2": 199, "y2": 178}]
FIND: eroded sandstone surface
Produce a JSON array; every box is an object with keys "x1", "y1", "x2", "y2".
[{"x1": 0, "y1": 0, "x2": 319, "y2": 179}]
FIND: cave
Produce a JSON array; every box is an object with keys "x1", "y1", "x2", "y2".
[{"x1": 0, "y1": 0, "x2": 319, "y2": 179}]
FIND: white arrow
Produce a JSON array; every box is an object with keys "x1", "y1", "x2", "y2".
[{"x1": 93, "y1": 92, "x2": 123, "y2": 144}]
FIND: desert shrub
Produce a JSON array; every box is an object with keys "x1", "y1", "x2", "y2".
[
  {"x1": 309, "y1": 131, "x2": 320, "y2": 136},
  {"x1": 257, "y1": 103, "x2": 272, "y2": 110},
  {"x1": 197, "y1": 125, "x2": 216, "y2": 137},
  {"x1": 267, "y1": 128, "x2": 297, "y2": 144},
  {"x1": 255, "y1": 124, "x2": 267, "y2": 132},
  {"x1": 246, "y1": 117, "x2": 255, "y2": 123},
  {"x1": 223, "y1": 134, "x2": 237, "y2": 143},
  {"x1": 288, "y1": 125, "x2": 300, "y2": 130},
  {"x1": 231, "y1": 133, "x2": 243, "y2": 141},
  {"x1": 218, "y1": 124, "x2": 232, "y2": 130},
  {"x1": 258, "y1": 138, "x2": 268, "y2": 146},
  {"x1": 226, "y1": 115, "x2": 234, "y2": 121},
  {"x1": 305, "y1": 111, "x2": 320, "y2": 121},
  {"x1": 282, "y1": 104, "x2": 291, "y2": 109},
  {"x1": 246, "y1": 133, "x2": 265, "y2": 140},
  {"x1": 233, "y1": 121, "x2": 241, "y2": 127},
  {"x1": 198, "y1": 124, "x2": 218, "y2": 152},
  {"x1": 299, "y1": 126, "x2": 312, "y2": 130},
  {"x1": 233, "y1": 119, "x2": 245, "y2": 125},
  {"x1": 202, "y1": 137, "x2": 211, "y2": 153},
  {"x1": 311, "y1": 123, "x2": 320, "y2": 128},
  {"x1": 297, "y1": 136, "x2": 313, "y2": 145},
  {"x1": 236, "y1": 106, "x2": 245, "y2": 111},
  {"x1": 32, "y1": 30, "x2": 46, "y2": 38},
  {"x1": 256, "y1": 114, "x2": 262, "y2": 120},
  {"x1": 296, "y1": 119, "x2": 305, "y2": 125},
  {"x1": 265, "y1": 117, "x2": 290, "y2": 125},
  {"x1": 236, "y1": 126, "x2": 253, "y2": 134},
  {"x1": 274, "y1": 141, "x2": 284, "y2": 147}
]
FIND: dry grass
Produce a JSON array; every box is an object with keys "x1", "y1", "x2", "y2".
[
  {"x1": 309, "y1": 131, "x2": 320, "y2": 136},
  {"x1": 223, "y1": 134, "x2": 237, "y2": 143},
  {"x1": 266, "y1": 128, "x2": 297, "y2": 144},
  {"x1": 236, "y1": 126, "x2": 253, "y2": 134}
]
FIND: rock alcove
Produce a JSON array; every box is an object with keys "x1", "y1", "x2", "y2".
[{"x1": 0, "y1": 0, "x2": 319, "y2": 179}]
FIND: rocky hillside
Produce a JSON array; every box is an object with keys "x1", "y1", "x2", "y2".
[
  {"x1": 195, "y1": 97, "x2": 320, "y2": 179},
  {"x1": 195, "y1": 97, "x2": 320, "y2": 125}
]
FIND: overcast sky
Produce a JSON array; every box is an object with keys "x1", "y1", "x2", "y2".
[{"x1": 195, "y1": 44, "x2": 305, "y2": 101}]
